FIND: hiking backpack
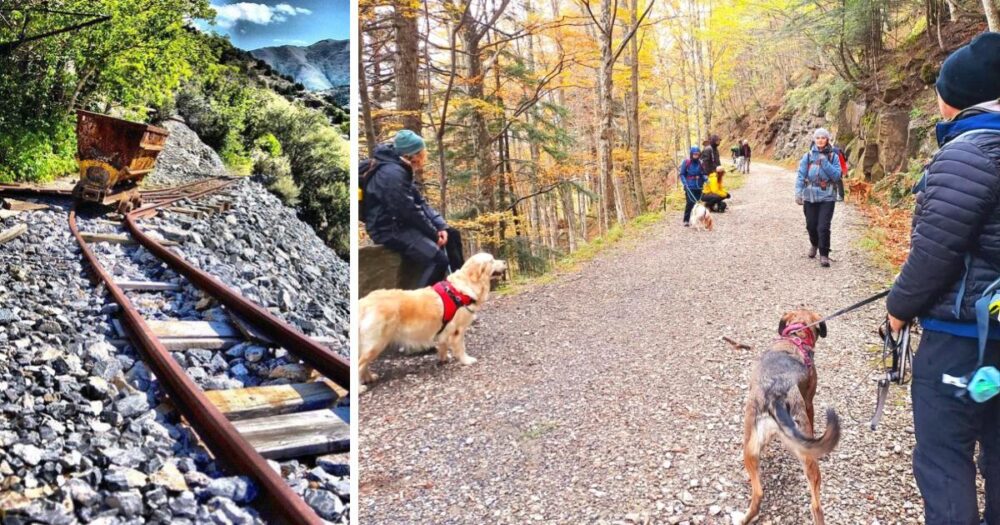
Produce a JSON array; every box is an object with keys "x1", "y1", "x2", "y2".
[
  {"x1": 357, "y1": 158, "x2": 379, "y2": 220},
  {"x1": 833, "y1": 147, "x2": 849, "y2": 176}
]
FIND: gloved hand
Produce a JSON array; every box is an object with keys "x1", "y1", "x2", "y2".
[{"x1": 795, "y1": 196, "x2": 804, "y2": 206}]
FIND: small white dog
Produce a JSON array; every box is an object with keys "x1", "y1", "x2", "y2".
[{"x1": 690, "y1": 202, "x2": 714, "y2": 231}]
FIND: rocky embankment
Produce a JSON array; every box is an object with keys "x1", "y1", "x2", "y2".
[{"x1": 0, "y1": 117, "x2": 349, "y2": 523}]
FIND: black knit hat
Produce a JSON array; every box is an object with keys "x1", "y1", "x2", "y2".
[{"x1": 936, "y1": 32, "x2": 1000, "y2": 110}]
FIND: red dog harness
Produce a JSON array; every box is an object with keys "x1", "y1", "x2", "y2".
[
  {"x1": 432, "y1": 280, "x2": 476, "y2": 328},
  {"x1": 777, "y1": 322, "x2": 817, "y2": 368}
]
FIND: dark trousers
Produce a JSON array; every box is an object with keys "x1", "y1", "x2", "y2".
[
  {"x1": 912, "y1": 330, "x2": 1000, "y2": 525},
  {"x1": 802, "y1": 201, "x2": 835, "y2": 256},
  {"x1": 701, "y1": 193, "x2": 725, "y2": 212},
  {"x1": 381, "y1": 227, "x2": 465, "y2": 288},
  {"x1": 683, "y1": 188, "x2": 702, "y2": 223}
]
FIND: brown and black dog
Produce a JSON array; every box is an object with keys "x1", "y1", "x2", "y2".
[{"x1": 741, "y1": 310, "x2": 841, "y2": 524}]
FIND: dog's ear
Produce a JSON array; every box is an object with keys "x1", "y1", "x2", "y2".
[
  {"x1": 477, "y1": 258, "x2": 493, "y2": 283},
  {"x1": 777, "y1": 317, "x2": 787, "y2": 335},
  {"x1": 817, "y1": 321, "x2": 827, "y2": 338}
]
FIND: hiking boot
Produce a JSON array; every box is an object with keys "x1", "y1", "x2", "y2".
[
  {"x1": 808, "y1": 246, "x2": 818, "y2": 258},
  {"x1": 684, "y1": 222, "x2": 690, "y2": 227},
  {"x1": 820, "y1": 255, "x2": 830, "y2": 267}
]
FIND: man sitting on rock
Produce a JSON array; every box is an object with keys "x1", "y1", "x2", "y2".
[{"x1": 361, "y1": 130, "x2": 462, "y2": 288}]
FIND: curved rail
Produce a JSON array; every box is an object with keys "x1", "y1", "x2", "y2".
[
  {"x1": 70, "y1": 206, "x2": 324, "y2": 524},
  {"x1": 123, "y1": 213, "x2": 350, "y2": 385}
]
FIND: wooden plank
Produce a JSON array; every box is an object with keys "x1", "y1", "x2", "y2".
[
  {"x1": 0, "y1": 209, "x2": 21, "y2": 220},
  {"x1": 227, "y1": 312, "x2": 339, "y2": 349},
  {"x1": 145, "y1": 320, "x2": 240, "y2": 339},
  {"x1": 166, "y1": 207, "x2": 205, "y2": 219},
  {"x1": 233, "y1": 407, "x2": 350, "y2": 459},
  {"x1": 0, "y1": 223, "x2": 27, "y2": 245},
  {"x1": 158, "y1": 337, "x2": 240, "y2": 350},
  {"x1": 2, "y1": 199, "x2": 49, "y2": 212},
  {"x1": 108, "y1": 322, "x2": 239, "y2": 349},
  {"x1": 204, "y1": 382, "x2": 342, "y2": 421},
  {"x1": 115, "y1": 280, "x2": 183, "y2": 292},
  {"x1": 80, "y1": 232, "x2": 179, "y2": 247}
]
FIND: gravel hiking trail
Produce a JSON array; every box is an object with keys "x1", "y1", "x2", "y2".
[{"x1": 360, "y1": 163, "x2": 927, "y2": 524}]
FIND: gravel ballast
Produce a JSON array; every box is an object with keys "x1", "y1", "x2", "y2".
[
  {"x1": 360, "y1": 163, "x2": 929, "y2": 524},
  {"x1": 0, "y1": 118, "x2": 350, "y2": 523}
]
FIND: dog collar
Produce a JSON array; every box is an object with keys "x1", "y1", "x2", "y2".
[{"x1": 778, "y1": 323, "x2": 816, "y2": 368}]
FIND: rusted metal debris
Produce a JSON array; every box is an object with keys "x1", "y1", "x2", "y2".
[{"x1": 74, "y1": 111, "x2": 169, "y2": 214}]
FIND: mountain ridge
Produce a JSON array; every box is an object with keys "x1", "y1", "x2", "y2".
[{"x1": 250, "y1": 38, "x2": 349, "y2": 91}]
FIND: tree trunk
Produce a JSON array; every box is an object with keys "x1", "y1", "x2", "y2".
[
  {"x1": 359, "y1": 41, "x2": 377, "y2": 157},
  {"x1": 596, "y1": 0, "x2": 618, "y2": 226},
  {"x1": 985, "y1": 0, "x2": 1000, "y2": 31},
  {"x1": 627, "y1": 0, "x2": 645, "y2": 214},
  {"x1": 462, "y1": 12, "x2": 497, "y2": 250},
  {"x1": 393, "y1": 4, "x2": 422, "y2": 134}
]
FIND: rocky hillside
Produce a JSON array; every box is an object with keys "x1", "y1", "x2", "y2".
[
  {"x1": 251, "y1": 39, "x2": 349, "y2": 92},
  {"x1": 722, "y1": 22, "x2": 984, "y2": 183},
  {"x1": 715, "y1": 22, "x2": 988, "y2": 266}
]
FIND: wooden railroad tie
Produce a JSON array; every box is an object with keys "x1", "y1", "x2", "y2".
[
  {"x1": 0, "y1": 223, "x2": 28, "y2": 245},
  {"x1": 81, "y1": 231, "x2": 179, "y2": 247},
  {"x1": 2, "y1": 198, "x2": 49, "y2": 212}
]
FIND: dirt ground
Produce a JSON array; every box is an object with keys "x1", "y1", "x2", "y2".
[{"x1": 359, "y1": 163, "x2": 927, "y2": 524}]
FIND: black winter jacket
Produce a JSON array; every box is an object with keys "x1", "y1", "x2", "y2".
[
  {"x1": 362, "y1": 144, "x2": 446, "y2": 242},
  {"x1": 702, "y1": 144, "x2": 721, "y2": 174},
  {"x1": 887, "y1": 102, "x2": 1000, "y2": 323}
]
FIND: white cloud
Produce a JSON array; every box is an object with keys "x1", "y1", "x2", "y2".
[
  {"x1": 275, "y1": 3, "x2": 311, "y2": 15},
  {"x1": 212, "y1": 2, "x2": 311, "y2": 29},
  {"x1": 273, "y1": 38, "x2": 309, "y2": 45}
]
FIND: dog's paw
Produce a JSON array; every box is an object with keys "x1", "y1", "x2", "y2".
[
  {"x1": 358, "y1": 384, "x2": 369, "y2": 395},
  {"x1": 459, "y1": 355, "x2": 477, "y2": 366}
]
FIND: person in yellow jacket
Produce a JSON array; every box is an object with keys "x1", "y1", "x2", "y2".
[{"x1": 701, "y1": 167, "x2": 732, "y2": 212}]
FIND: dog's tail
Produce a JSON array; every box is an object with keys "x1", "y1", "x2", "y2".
[{"x1": 767, "y1": 397, "x2": 840, "y2": 458}]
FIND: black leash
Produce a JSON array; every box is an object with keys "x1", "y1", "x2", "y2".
[{"x1": 802, "y1": 289, "x2": 891, "y2": 330}]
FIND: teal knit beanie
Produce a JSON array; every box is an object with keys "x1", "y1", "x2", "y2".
[{"x1": 394, "y1": 130, "x2": 426, "y2": 156}]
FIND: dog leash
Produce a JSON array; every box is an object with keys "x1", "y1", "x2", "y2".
[{"x1": 801, "y1": 289, "x2": 891, "y2": 330}]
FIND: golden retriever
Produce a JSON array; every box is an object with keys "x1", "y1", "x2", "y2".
[{"x1": 357, "y1": 252, "x2": 507, "y2": 386}]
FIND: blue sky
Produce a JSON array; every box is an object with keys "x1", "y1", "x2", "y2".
[{"x1": 200, "y1": 0, "x2": 349, "y2": 50}]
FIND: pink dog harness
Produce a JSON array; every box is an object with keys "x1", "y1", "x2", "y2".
[{"x1": 777, "y1": 322, "x2": 817, "y2": 368}]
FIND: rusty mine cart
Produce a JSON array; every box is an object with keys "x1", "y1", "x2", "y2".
[{"x1": 73, "y1": 110, "x2": 169, "y2": 214}]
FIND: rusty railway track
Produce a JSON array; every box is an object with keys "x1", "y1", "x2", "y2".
[{"x1": 60, "y1": 178, "x2": 349, "y2": 524}]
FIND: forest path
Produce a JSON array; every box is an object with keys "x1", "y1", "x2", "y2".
[{"x1": 359, "y1": 163, "x2": 924, "y2": 524}]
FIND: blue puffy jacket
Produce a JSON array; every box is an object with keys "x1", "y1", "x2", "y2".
[
  {"x1": 679, "y1": 158, "x2": 707, "y2": 190},
  {"x1": 795, "y1": 144, "x2": 842, "y2": 203},
  {"x1": 887, "y1": 102, "x2": 1000, "y2": 323}
]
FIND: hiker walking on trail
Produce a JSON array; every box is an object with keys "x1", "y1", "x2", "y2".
[
  {"x1": 679, "y1": 146, "x2": 708, "y2": 226},
  {"x1": 360, "y1": 129, "x2": 464, "y2": 288},
  {"x1": 794, "y1": 128, "x2": 842, "y2": 268},
  {"x1": 885, "y1": 32, "x2": 1000, "y2": 525},
  {"x1": 701, "y1": 134, "x2": 722, "y2": 175},
  {"x1": 739, "y1": 140, "x2": 752, "y2": 174}
]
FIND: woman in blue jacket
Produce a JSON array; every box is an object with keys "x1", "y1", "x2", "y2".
[
  {"x1": 795, "y1": 128, "x2": 842, "y2": 267},
  {"x1": 679, "y1": 146, "x2": 708, "y2": 226}
]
